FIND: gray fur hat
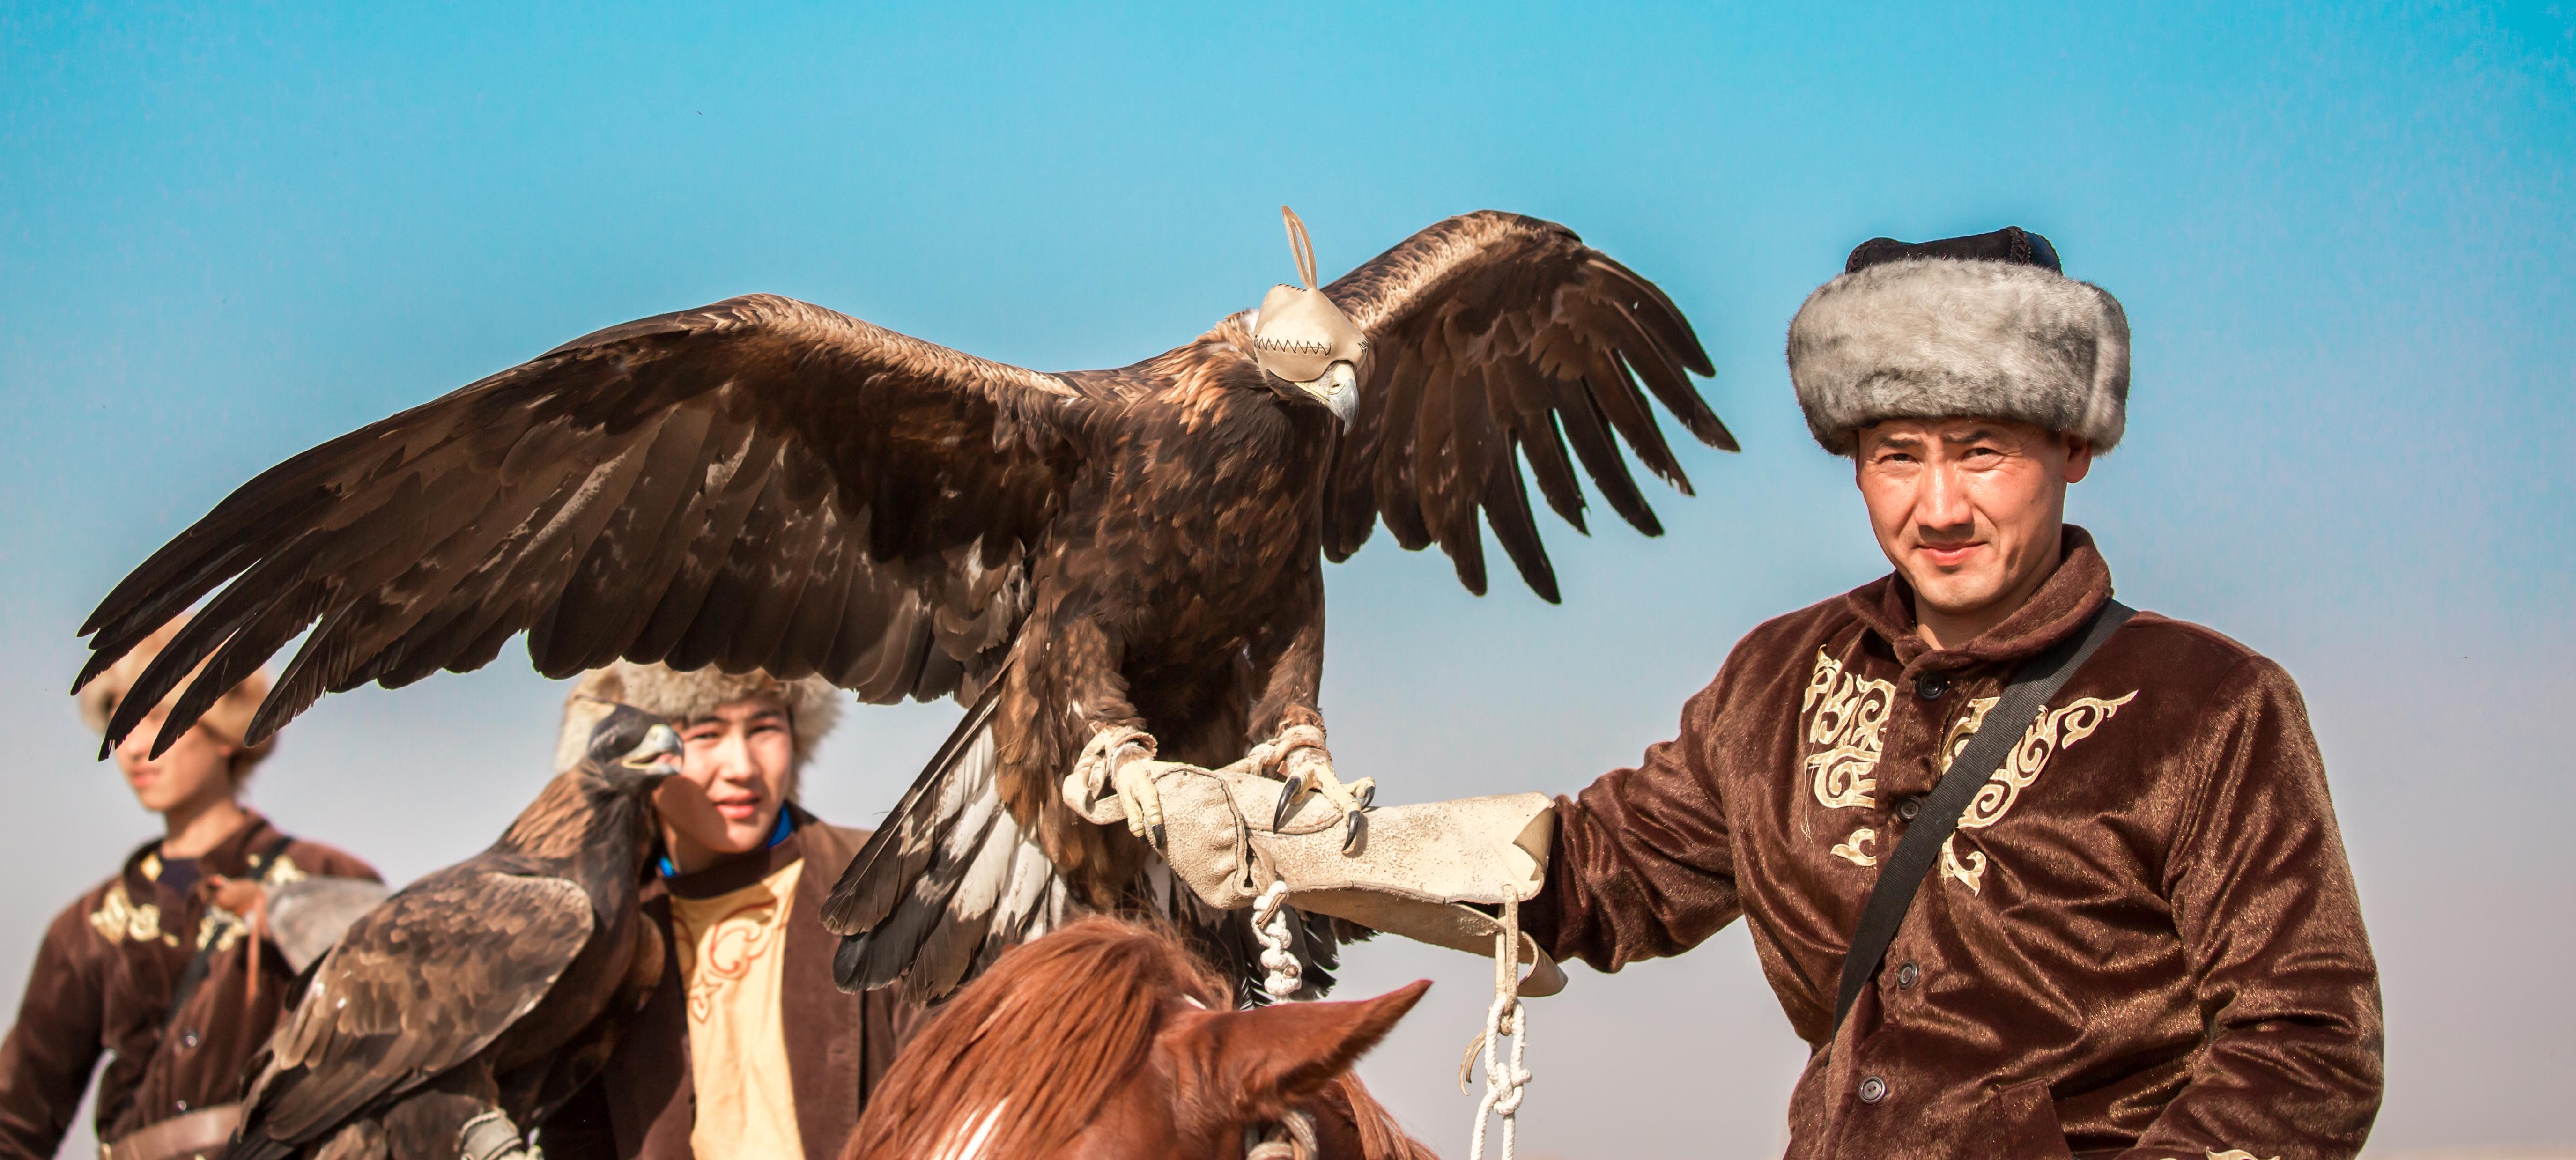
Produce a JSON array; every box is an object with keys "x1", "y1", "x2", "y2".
[
  {"x1": 554, "y1": 661, "x2": 844, "y2": 775},
  {"x1": 1786, "y1": 227, "x2": 2129, "y2": 455}
]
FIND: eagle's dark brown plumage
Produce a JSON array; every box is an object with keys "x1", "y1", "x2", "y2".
[
  {"x1": 223, "y1": 711, "x2": 679, "y2": 1160},
  {"x1": 80, "y1": 210, "x2": 1732, "y2": 1001}
]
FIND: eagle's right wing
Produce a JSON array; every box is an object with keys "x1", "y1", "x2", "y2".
[
  {"x1": 1318, "y1": 211, "x2": 1732, "y2": 603},
  {"x1": 78, "y1": 294, "x2": 1097, "y2": 754},
  {"x1": 250, "y1": 871, "x2": 593, "y2": 1144}
]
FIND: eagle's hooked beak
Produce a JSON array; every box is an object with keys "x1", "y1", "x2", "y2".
[
  {"x1": 1296, "y1": 361, "x2": 1360, "y2": 426},
  {"x1": 619, "y1": 723, "x2": 686, "y2": 780}
]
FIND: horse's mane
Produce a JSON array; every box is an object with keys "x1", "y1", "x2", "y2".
[
  {"x1": 844, "y1": 916, "x2": 1229, "y2": 1160},
  {"x1": 843, "y1": 916, "x2": 1433, "y2": 1160}
]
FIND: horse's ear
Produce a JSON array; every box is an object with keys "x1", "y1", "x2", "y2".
[{"x1": 1170, "y1": 980, "x2": 1431, "y2": 1107}]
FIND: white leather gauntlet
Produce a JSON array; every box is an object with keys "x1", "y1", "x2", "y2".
[{"x1": 1062, "y1": 756, "x2": 1566, "y2": 996}]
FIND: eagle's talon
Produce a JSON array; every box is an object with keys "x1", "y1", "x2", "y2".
[
  {"x1": 1272, "y1": 770, "x2": 1310, "y2": 831},
  {"x1": 1264, "y1": 740, "x2": 1374, "y2": 851}
]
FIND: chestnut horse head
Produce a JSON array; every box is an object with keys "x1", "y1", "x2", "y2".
[{"x1": 843, "y1": 916, "x2": 1437, "y2": 1160}]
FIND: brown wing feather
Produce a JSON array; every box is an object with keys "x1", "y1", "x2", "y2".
[
  {"x1": 258, "y1": 871, "x2": 592, "y2": 1142},
  {"x1": 1319, "y1": 211, "x2": 1733, "y2": 603},
  {"x1": 79, "y1": 294, "x2": 1095, "y2": 753}
]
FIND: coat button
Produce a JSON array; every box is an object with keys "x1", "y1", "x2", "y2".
[
  {"x1": 180, "y1": 1029, "x2": 199, "y2": 1049},
  {"x1": 1896, "y1": 961, "x2": 1919, "y2": 989},
  {"x1": 1858, "y1": 1076, "x2": 1888, "y2": 1103},
  {"x1": 1894, "y1": 796, "x2": 1923, "y2": 822},
  {"x1": 1915, "y1": 673, "x2": 1947, "y2": 700}
]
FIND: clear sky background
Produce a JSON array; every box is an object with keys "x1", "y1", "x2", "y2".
[{"x1": 3, "y1": 3, "x2": 2569, "y2": 1157}]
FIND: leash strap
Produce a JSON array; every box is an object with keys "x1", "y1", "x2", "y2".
[
  {"x1": 1829, "y1": 599, "x2": 2135, "y2": 1035},
  {"x1": 163, "y1": 832, "x2": 297, "y2": 1029}
]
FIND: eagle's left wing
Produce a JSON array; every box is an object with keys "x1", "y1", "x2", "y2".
[
  {"x1": 1318, "y1": 211, "x2": 1734, "y2": 602},
  {"x1": 74, "y1": 294, "x2": 1096, "y2": 756}
]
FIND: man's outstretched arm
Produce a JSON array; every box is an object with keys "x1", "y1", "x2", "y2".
[{"x1": 1523, "y1": 671, "x2": 1744, "y2": 972}]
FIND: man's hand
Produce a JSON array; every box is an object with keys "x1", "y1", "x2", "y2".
[{"x1": 207, "y1": 875, "x2": 269, "y2": 932}]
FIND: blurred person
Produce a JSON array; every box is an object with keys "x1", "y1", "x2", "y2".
[
  {"x1": 0, "y1": 617, "x2": 378, "y2": 1160},
  {"x1": 535, "y1": 663, "x2": 913, "y2": 1160}
]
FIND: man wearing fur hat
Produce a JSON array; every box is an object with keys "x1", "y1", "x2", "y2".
[
  {"x1": 1507, "y1": 229, "x2": 2384, "y2": 1157},
  {"x1": 537, "y1": 663, "x2": 913, "y2": 1160},
  {"x1": 0, "y1": 617, "x2": 378, "y2": 1160},
  {"x1": 1151, "y1": 228, "x2": 2382, "y2": 1158}
]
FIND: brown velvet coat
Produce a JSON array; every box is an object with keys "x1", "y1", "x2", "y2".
[
  {"x1": 1525, "y1": 528, "x2": 2383, "y2": 1159},
  {"x1": 0, "y1": 814, "x2": 378, "y2": 1160},
  {"x1": 539, "y1": 812, "x2": 916, "y2": 1160}
]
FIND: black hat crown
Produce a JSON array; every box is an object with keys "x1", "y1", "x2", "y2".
[{"x1": 1844, "y1": 225, "x2": 2062, "y2": 275}]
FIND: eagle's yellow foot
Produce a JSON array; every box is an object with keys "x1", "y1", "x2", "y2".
[
  {"x1": 1075, "y1": 726, "x2": 1180, "y2": 850},
  {"x1": 1113, "y1": 757, "x2": 1166, "y2": 846}
]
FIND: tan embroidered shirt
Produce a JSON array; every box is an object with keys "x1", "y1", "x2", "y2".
[{"x1": 669, "y1": 859, "x2": 804, "y2": 1160}]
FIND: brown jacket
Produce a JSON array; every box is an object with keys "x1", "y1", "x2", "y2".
[
  {"x1": 1526, "y1": 528, "x2": 2383, "y2": 1159},
  {"x1": 540, "y1": 811, "x2": 917, "y2": 1160},
  {"x1": 0, "y1": 814, "x2": 378, "y2": 1160}
]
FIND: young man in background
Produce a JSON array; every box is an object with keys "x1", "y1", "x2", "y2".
[
  {"x1": 0, "y1": 617, "x2": 378, "y2": 1160},
  {"x1": 540, "y1": 663, "x2": 913, "y2": 1160}
]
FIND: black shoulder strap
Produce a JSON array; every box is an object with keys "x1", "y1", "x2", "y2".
[{"x1": 1830, "y1": 599, "x2": 2135, "y2": 1035}]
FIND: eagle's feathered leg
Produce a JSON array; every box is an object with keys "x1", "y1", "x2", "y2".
[{"x1": 1241, "y1": 583, "x2": 1373, "y2": 849}]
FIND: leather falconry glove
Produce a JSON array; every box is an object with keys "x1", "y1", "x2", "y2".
[{"x1": 1063, "y1": 746, "x2": 1567, "y2": 997}]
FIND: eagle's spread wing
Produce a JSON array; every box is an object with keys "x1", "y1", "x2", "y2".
[
  {"x1": 1319, "y1": 211, "x2": 1733, "y2": 602},
  {"x1": 253, "y1": 870, "x2": 592, "y2": 1143},
  {"x1": 77, "y1": 294, "x2": 1091, "y2": 753}
]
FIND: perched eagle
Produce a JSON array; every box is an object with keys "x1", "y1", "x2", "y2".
[
  {"x1": 79, "y1": 209, "x2": 1732, "y2": 1001},
  {"x1": 227, "y1": 709, "x2": 681, "y2": 1160}
]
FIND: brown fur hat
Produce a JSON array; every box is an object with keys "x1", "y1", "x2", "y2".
[
  {"x1": 553, "y1": 661, "x2": 844, "y2": 775},
  {"x1": 76, "y1": 614, "x2": 276, "y2": 779}
]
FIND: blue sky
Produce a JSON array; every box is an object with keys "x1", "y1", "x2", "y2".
[{"x1": 3, "y1": 3, "x2": 2569, "y2": 1155}]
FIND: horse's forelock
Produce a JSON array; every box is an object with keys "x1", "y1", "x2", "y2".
[{"x1": 842, "y1": 916, "x2": 1228, "y2": 1160}]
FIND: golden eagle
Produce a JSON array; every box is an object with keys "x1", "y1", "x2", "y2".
[
  {"x1": 226, "y1": 709, "x2": 681, "y2": 1160},
  {"x1": 79, "y1": 209, "x2": 1732, "y2": 1001}
]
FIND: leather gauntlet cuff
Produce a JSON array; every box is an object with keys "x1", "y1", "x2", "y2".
[{"x1": 1066, "y1": 760, "x2": 1565, "y2": 996}]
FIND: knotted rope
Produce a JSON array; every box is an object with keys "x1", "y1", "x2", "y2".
[
  {"x1": 1252, "y1": 879, "x2": 1302, "y2": 1000},
  {"x1": 1461, "y1": 894, "x2": 1532, "y2": 1160}
]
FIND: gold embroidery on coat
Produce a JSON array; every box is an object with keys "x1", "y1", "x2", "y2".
[
  {"x1": 1802, "y1": 650, "x2": 1894, "y2": 811},
  {"x1": 88, "y1": 884, "x2": 162, "y2": 944},
  {"x1": 1830, "y1": 828, "x2": 1878, "y2": 866},
  {"x1": 195, "y1": 908, "x2": 248, "y2": 953},
  {"x1": 261, "y1": 855, "x2": 308, "y2": 887},
  {"x1": 1934, "y1": 690, "x2": 2139, "y2": 894}
]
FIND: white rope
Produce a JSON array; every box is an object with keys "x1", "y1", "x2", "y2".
[
  {"x1": 1466, "y1": 894, "x2": 1532, "y2": 1160},
  {"x1": 1252, "y1": 880, "x2": 1302, "y2": 1000}
]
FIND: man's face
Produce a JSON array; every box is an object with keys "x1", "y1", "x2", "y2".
[
  {"x1": 656, "y1": 697, "x2": 795, "y2": 862},
  {"x1": 113, "y1": 705, "x2": 238, "y2": 816},
  {"x1": 1854, "y1": 417, "x2": 2093, "y2": 632}
]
